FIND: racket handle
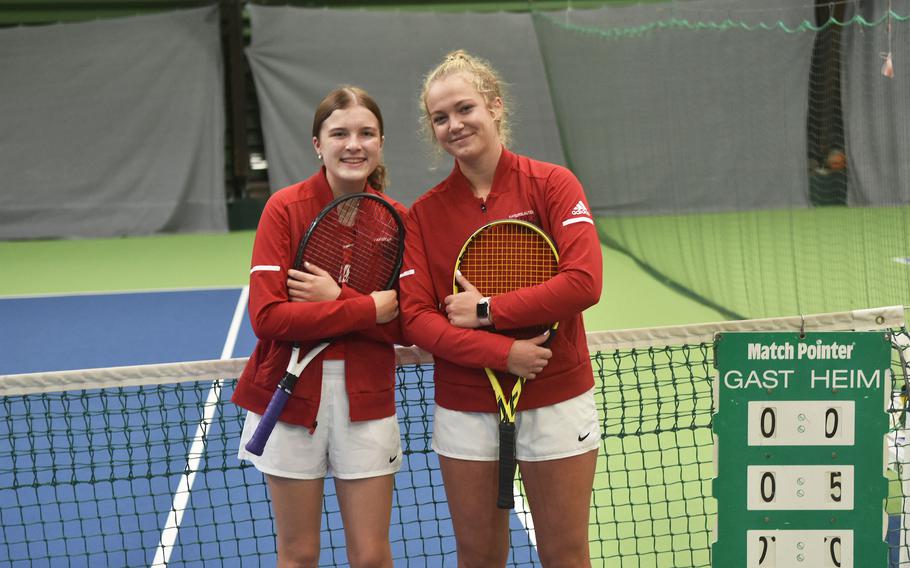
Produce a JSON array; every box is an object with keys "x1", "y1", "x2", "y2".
[
  {"x1": 244, "y1": 373, "x2": 297, "y2": 456},
  {"x1": 496, "y1": 421, "x2": 517, "y2": 509}
]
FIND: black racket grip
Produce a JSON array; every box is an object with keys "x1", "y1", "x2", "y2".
[
  {"x1": 496, "y1": 421, "x2": 517, "y2": 509},
  {"x1": 244, "y1": 374, "x2": 296, "y2": 456}
]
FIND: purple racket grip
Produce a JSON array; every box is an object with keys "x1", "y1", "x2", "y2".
[{"x1": 244, "y1": 386, "x2": 292, "y2": 456}]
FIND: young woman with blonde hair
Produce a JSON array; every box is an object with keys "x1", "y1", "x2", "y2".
[{"x1": 399, "y1": 51, "x2": 603, "y2": 567}]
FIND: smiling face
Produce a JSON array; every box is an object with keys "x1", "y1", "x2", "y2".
[
  {"x1": 313, "y1": 104, "x2": 383, "y2": 195},
  {"x1": 424, "y1": 72, "x2": 503, "y2": 166}
]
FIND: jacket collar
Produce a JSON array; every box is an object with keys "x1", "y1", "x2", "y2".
[
  {"x1": 309, "y1": 166, "x2": 378, "y2": 206},
  {"x1": 448, "y1": 146, "x2": 515, "y2": 199}
]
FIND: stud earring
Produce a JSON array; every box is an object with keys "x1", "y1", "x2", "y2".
[{"x1": 316, "y1": 153, "x2": 322, "y2": 161}]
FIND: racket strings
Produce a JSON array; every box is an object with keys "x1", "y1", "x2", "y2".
[
  {"x1": 459, "y1": 224, "x2": 558, "y2": 297},
  {"x1": 302, "y1": 196, "x2": 403, "y2": 294}
]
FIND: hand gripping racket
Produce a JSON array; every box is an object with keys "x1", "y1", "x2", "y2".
[
  {"x1": 245, "y1": 192, "x2": 405, "y2": 456},
  {"x1": 453, "y1": 219, "x2": 559, "y2": 509}
]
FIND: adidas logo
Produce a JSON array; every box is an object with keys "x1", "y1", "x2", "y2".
[{"x1": 571, "y1": 200, "x2": 590, "y2": 216}]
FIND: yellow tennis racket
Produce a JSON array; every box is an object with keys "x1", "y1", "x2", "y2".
[{"x1": 453, "y1": 219, "x2": 559, "y2": 509}]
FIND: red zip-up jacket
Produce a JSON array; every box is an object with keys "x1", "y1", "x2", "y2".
[
  {"x1": 399, "y1": 148, "x2": 602, "y2": 413},
  {"x1": 231, "y1": 168, "x2": 406, "y2": 429}
]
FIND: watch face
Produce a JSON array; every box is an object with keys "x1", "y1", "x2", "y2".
[{"x1": 477, "y1": 300, "x2": 489, "y2": 318}]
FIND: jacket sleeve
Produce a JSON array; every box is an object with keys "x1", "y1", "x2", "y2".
[
  {"x1": 248, "y1": 197, "x2": 377, "y2": 342},
  {"x1": 399, "y1": 207, "x2": 514, "y2": 371},
  {"x1": 490, "y1": 167, "x2": 603, "y2": 330},
  {"x1": 337, "y1": 284, "x2": 404, "y2": 345}
]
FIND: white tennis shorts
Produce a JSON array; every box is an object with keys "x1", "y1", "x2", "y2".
[
  {"x1": 237, "y1": 360, "x2": 402, "y2": 480},
  {"x1": 432, "y1": 388, "x2": 600, "y2": 461}
]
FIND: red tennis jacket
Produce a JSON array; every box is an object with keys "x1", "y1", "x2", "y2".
[
  {"x1": 399, "y1": 148, "x2": 603, "y2": 413},
  {"x1": 231, "y1": 168, "x2": 406, "y2": 430}
]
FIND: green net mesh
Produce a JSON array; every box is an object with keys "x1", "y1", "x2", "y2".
[{"x1": 2, "y1": 308, "x2": 907, "y2": 567}]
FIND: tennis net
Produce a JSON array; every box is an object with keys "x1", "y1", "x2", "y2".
[{"x1": 1, "y1": 306, "x2": 908, "y2": 567}]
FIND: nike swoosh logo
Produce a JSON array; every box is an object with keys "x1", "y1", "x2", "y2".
[
  {"x1": 389, "y1": 455, "x2": 398, "y2": 463},
  {"x1": 578, "y1": 432, "x2": 591, "y2": 442}
]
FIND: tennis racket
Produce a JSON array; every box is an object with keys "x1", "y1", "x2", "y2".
[
  {"x1": 453, "y1": 219, "x2": 559, "y2": 509},
  {"x1": 245, "y1": 192, "x2": 405, "y2": 456}
]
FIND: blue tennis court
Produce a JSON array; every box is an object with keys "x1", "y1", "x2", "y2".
[{"x1": 0, "y1": 289, "x2": 539, "y2": 567}]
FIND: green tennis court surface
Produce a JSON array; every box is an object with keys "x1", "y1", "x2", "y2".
[
  {"x1": 0, "y1": 229, "x2": 726, "y2": 330},
  {"x1": 599, "y1": 205, "x2": 910, "y2": 322}
]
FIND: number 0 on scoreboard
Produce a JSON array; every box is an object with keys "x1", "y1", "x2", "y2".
[
  {"x1": 748, "y1": 401, "x2": 854, "y2": 446},
  {"x1": 747, "y1": 530, "x2": 852, "y2": 567}
]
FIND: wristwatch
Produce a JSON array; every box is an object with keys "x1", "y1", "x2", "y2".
[{"x1": 476, "y1": 297, "x2": 493, "y2": 327}]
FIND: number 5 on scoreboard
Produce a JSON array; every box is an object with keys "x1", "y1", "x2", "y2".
[{"x1": 746, "y1": 465, "x2": 853, "y2": 510}]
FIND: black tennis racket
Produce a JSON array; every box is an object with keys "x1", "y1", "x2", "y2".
[
  {"x1": 245, "y1": 192, "x2": 404, "y2": 456},
  {"x1": 453, "y1": 219, "x2": 560, "y2": 509}
]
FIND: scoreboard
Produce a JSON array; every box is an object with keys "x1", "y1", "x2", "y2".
[{"x1": 712, "y1": 332, "x2": 891, "y2": 567}]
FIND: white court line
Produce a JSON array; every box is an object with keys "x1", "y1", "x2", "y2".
[
  {"x1": 0, "y1": 285, "x2": 243, "y2": 300},
  {"x1": 151, "y1": 285, "x2": 248, "y2": 568}
]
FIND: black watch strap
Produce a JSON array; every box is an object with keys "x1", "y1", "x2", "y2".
[{"x1": 477, "y1": 297, "x2": 492, "y2": 326}]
